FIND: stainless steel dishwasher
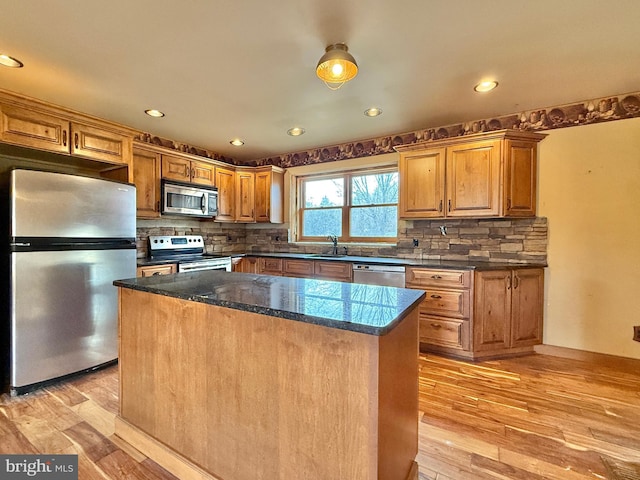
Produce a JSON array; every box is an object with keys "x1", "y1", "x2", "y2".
[{"x1": 352, "y1": 264, "x2": 406, "y2": 287}]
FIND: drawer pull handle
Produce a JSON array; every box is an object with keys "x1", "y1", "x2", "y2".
[
  {"x1": 430, "y1": 294, "x2": 442, "y2": 299},
  {"x1": 431, "y1": 275, "x2": 442, "y2": 279},
  {"x1": 430, "y1": 323, "x2": 442, "y2": 329},
  {"x1": 74, "y1": 133, "x2": 79, "y2": 149},
  {"x1": 63, "y1": 130, "x2": 67, "y2": 146}
]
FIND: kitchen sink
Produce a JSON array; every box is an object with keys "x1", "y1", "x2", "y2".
[{"x1": 309, "y1": 254, "x2": 349, "y2": 258}]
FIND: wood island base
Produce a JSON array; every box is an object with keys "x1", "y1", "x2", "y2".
[{"x1": 116, "y1": 288, "x2": 420, "y2": 480}]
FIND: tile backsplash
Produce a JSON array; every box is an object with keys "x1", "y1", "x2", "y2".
[{"x1": 137, "y1": 217, "x2": 547, "y2": 264}]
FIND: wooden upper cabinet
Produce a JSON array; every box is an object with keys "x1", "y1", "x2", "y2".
[
  {"x1": 71, "y1": 122, "x2": 130, "y2": 164},
  {"x1": 395, "y1": 130, "x2": 545, "y2": 219},
  {"x1": 446, "y1": 140, "x2": 501, "y2": 217},
  {"x1": 503, "y1": 139, "x2": 538, "y2": 217},
  {"x1": 215, "y1": 166, "x2": 235, "y2": 222},
  {"x1": 0, "y1": 104, "x2": 69, "y2": 154},
  {"x1": 133, "y1": 147, "x2": 161, "y2": 218},
  {"x1": 255, "y1": 166, "x2": 284, "y2": 223},
  {"x1": 398, "y1": 148, "x2": 445, "y2": 218},
  {"x1": 0, "y1": 104, "x2": 131, "y2": 165},
  {"x1": 162, "y1": 154, "x2": 215, "y2": 187},
  {"x1": 235, "y1": 169, "x2": 255, "y2": 222},
  {"x1": 190, "y1": 159, "x2": 215, "y2": 186}
]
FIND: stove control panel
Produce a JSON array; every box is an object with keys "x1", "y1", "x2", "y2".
[{"x1": 148, "y1": 235, "x2": 204, "y2": 252}]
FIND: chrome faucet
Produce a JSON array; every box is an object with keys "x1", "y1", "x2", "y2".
[{"x1": 327, "y1": 235, "x2": 338, "y2": 255}]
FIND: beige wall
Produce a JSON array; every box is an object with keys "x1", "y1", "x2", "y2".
[{"x1": 538, "y1": 117, "x2": 640, "y2": 359}]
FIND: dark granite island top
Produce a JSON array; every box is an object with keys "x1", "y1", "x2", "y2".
[
  {"x1": 114, "y1": 270, "x2": 425, "y2": 336},
  {"x1": 115, "y1": 270, "x2": 422, "y2": 480}
]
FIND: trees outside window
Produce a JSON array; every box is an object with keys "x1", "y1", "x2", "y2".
[{"x1": 297, "y1": 167, "x2": 398, "y2": 243}]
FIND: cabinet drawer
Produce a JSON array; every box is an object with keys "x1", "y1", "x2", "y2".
[
  {"x1": 259, "y1": 257, "x2": 283, "y2": 275},
  {"x1": 283, "y1": 259, "x2": 314, "y2": 277},
  {"x1": 419, "y1": 316, "x2": 469, "y2": 350},
  {"x1": 406, "y1": 268, "x2": 471, "y2": 289},
  {"x1": 314, "y1": 261, "x2": 352, "y2": 282},
  {"x1": 137, "y1": 264, "x2": 177, "y2": 277},
  {"x1": 420, "y1": 289, "x2": 470, "y2": 318}
]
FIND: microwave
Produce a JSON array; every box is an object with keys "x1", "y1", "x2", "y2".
[{"x1": 162, "y1": 180, "x2": 218, "y2": 218}]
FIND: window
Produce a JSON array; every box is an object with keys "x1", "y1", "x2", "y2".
[{"x1": 297, "y1": 167, "x2": 398, "y2": 243}]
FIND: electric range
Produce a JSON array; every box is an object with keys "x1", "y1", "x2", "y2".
[{"x1": 147, "y1": 235, "x2": 232, "y2": 272}]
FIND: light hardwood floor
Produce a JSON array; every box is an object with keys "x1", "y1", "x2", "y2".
[{"x1": 1, "y1": 353, "x2": 639, "y2": 480}]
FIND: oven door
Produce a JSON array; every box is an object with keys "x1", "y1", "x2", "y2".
[
  {"x1": 179, "y1": 259, "x2": 232, "y2": 273},
  {"x1": 162, "y1": 181, "x2": 217, "y2": 218}
]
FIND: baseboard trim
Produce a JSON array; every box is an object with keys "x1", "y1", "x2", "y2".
[
  {"x1": 535, "y1": 344, "x2": 640, "y2": 370},
  {"x1": 115, "y1": 416, "x2": 219, "y2": 480}
]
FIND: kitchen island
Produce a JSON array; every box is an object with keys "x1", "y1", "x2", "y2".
[{"x1": 114, "y1": 270, "x2": 425, "y2": 480}]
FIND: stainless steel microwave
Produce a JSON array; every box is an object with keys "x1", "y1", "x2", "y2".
[{"x1": 161, "y1": 180, "x2": 218, "y2": 218}]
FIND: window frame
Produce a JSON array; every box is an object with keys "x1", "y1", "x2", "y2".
[{"x1": 296, "y1": 165, "x2": 398, "y2": 243}]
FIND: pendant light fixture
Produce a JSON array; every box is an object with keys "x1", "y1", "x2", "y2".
[{"x1": 316, "y1": 43, "x2": 358, "y2": 90}]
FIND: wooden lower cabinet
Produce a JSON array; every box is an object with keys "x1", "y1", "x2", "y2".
[
  {"x1": 406, "y1": 266, "x2": 544, "y2": 360},
  {"x1": 474, "y1": 268, "x2": 544, "y2": 353},
  {"x1": 259, "y1": 257, "x2": 283, "y2": 276},
  {"x1": 314, "y1": 261, "x2": 352, "y2": 282},
  {"x1": 136, "y1": 264, "x2": 177, "y2": 277},
  {"x1": 234, "y1": 256, "x2": 258, "y2": 273},
  {"x1": 283, "y1": 259, "x2": 314, "y2": 277}
]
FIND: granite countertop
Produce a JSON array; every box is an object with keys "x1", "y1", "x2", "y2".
[
  {"x1": 138, "y1": 252, "x2": 546, "y2": 270},
  {"x1": 114, "y1": 270, "x2": 425, "y2": 336}
]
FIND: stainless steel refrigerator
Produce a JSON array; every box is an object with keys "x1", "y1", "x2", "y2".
[{"x1": 5, "y1": 169, "x2": 136, "y2": 394}]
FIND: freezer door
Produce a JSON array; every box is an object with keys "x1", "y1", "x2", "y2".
[
  {"x1": 11, "y1": 169, "x2": 136, "y2": 238},
  {"x1": 10, "y1": 248, "x2": 136, "y2": 389}
]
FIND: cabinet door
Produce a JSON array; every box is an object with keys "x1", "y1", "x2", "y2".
[
  {"x1": 71, "y1": 122, "x2": 130, "y2": 164},
  {"x1": 255, "y1": 170, "x2": 272, "y2": 222},
  {"x1": 259, "y1": 257, "x2": 283, "y2": 275},
  {"x1": 399, "y1": 148, "x2": 446, "y2": 218},
  {"x1": 283, "y1": 259, "x2": 314, "y2": 278},
  {"x1": 215, "y1": 166, "x2": 236, "y2": 222},
  {"x1": 446, "y1": 140, "x2": 501, "y2": 217},
  {"x1": 133, "y1": 147, "x2": 161, "y2": 218},
  {"x1": 162, "y1": 155, "x2": 191, "y2": 182},
  {"x1": 510, "y1": 268, "x2": 544, "y2": 347},
  {"x1": 473, "y1": 270, "x2": 511, "y2": 351},
  {"x1": 190, "y1": 159, "x2": 215, "y2": 187},
  {"x1": 0, "y1": 104, "x2": 70, "y2": 154},
  {"x1": 314, "y1": 261, "x2": 352, "y2": 282},
  {"x1": 238, "y1": 256, "x2": 259, "y2": 273},
  {"x1": 504, "y1": 139, "x2": 537, "y2": 217},
  {"x1": 235, "y1": 170, "x2": 255, "y2": 222}
]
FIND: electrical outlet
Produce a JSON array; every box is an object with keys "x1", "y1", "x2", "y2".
[
  {"x1": 413, "y1": 238, "x2": 419, "y2": 247},
  {"x1": 634, "y1": 326, "x2": 640, "y2": 342}
]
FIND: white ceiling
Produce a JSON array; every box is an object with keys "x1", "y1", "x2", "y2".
[{"x1": 1, "y1": 0, "x2": 639, "y2": 163}]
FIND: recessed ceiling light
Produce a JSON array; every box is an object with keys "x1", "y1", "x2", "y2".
[
  {"x1": 474, "y1": 81, "x2": 498, "y2": 93},
  {"x1": 230, "y1": 139, "x2": 244, "y2": 146},
  {"x1": 144, "y1": 109, "x2": 165, "y2": 118},
  {"x1": 364, "y1": 107, "x2": 382, "y2": 117},
  {"x1": 0, "y1": 54, "x2": 24, "y2": 68},
  {"x1": 287, "y1": 127, "x2": 305, "y2": 136}
]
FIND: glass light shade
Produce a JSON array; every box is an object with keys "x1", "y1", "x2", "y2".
[
  {"x1": 474, "y1": 81, "x2": 498, "y2": 93},
  {"x1": 316, "y1": 43, "x2": 358, "y2": 90},
  {"x1": 0, "y1": 54, "x2": 23, "y2": 68}
]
